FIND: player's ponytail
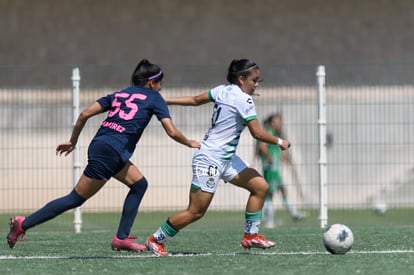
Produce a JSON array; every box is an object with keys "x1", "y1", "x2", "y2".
[{"x1": 131, "y1": 59, "x2": 164, "y2": 86}]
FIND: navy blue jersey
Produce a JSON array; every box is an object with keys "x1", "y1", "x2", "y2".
[{"x1": 93, "y1": 86, "x2": 170, "y2": 162}]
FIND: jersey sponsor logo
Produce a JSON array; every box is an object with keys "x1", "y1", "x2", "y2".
[
  {"x1": 195, "y1": 163, "x2": 219, "y2": 177},
  {"x1": 245, "y1": 104, "x2": 254, "y2": 114},
  {"x1": 207, "y1": 165, "x2": 218, "y2": 176}
]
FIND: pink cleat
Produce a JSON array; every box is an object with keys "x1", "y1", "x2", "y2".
[
  {"x1": 241, "y1": 233, "x2": 276, "y2": 250},
  {"x1": 111, "y1": 235, "x2": 146, "y2": 252},
  {"x1": 7, "y1": 216, "x2": 26, "y2": 249}
]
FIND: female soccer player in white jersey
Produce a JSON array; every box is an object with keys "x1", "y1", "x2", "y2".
[{"x1": 146, "y1": 59, "x2": 291, "y2": 256}]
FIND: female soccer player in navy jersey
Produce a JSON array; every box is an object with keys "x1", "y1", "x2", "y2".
[
  {"x1": 7, "y1": 59, "x2": 200, "y2": 252},
  {"x1": 145, "y1": 59, "x2": 291, "y2": 256}
]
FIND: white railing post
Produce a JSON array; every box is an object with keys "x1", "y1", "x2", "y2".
[
  {"x1": 71, "y1": 67, "x2": 82, "y2": 233},
  {"x1": 317, "y1": 65, "x2": 328, "y2": 229}
]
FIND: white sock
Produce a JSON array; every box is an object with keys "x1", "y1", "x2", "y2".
[
  {"x1": 284, "y1": 198, "x2": 299, "y2": 217},
  {"x1": 245, "y1": 220, "x2": 261, "y2": 234},
  {"x1": 263, "y1": 200, "x2": 274, "y2": 226},
  {"x1": 152, "y1": 227, "x2": 170, "y2": 244}
]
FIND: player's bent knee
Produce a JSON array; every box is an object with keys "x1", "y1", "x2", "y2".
[{"x1": 254, "y1": 179, "x2": 269, "y2": 196}]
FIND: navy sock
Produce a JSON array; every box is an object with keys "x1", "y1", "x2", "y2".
[
  {"x1": 22, "y1": 189, "x2": 86, "y2": 231},
  {"x1": 116, "y1": 177, "x2": 148, "y2": 240}
]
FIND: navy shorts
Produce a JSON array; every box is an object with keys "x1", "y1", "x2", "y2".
[{"x1": 83, "y1": 140, "x2": 126, "y2": 181}]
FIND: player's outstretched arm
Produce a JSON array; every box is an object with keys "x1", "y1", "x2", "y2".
[
  {"x1": 160, "y1": 118, "x2": 200, "y2": 148},
  {"x1": 247, "y1": 119, "x2": 291, "y2": 150},
  {"x1": 164, "y1": 92, "x2": 210, "y2": 106},
  {"x1": 56, "y1": 101, "x2": 104, "y2": 156}
]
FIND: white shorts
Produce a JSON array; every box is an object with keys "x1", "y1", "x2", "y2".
[{"x1": 191, "y1": 150, "x2": 248, "y2": 193}]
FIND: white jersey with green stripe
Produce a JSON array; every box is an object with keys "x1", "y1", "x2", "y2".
[{"x1": 201, "y1": 84, "x2": 257, "y2": 160}]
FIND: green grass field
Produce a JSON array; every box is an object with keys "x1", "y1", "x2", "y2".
[{"x1": 1, "y1": 209, "x2": 413, "y2": 275}]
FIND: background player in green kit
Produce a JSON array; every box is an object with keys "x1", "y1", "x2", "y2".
[{"x1": 257, "y1": 113, "x2": 304, "y2": 228}]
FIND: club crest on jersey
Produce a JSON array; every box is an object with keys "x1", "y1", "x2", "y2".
[{"x1": 206, "y1": 177, "x2": 216, "y2": 189}]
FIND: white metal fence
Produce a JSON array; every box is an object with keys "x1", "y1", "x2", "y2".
[{"x1": 1, "y1": 64, "x2": 413, "y2": 226}]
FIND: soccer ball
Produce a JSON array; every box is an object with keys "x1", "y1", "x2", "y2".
[{"x1": 322, "y1": 224, "x2": 354, "y2": 254}]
